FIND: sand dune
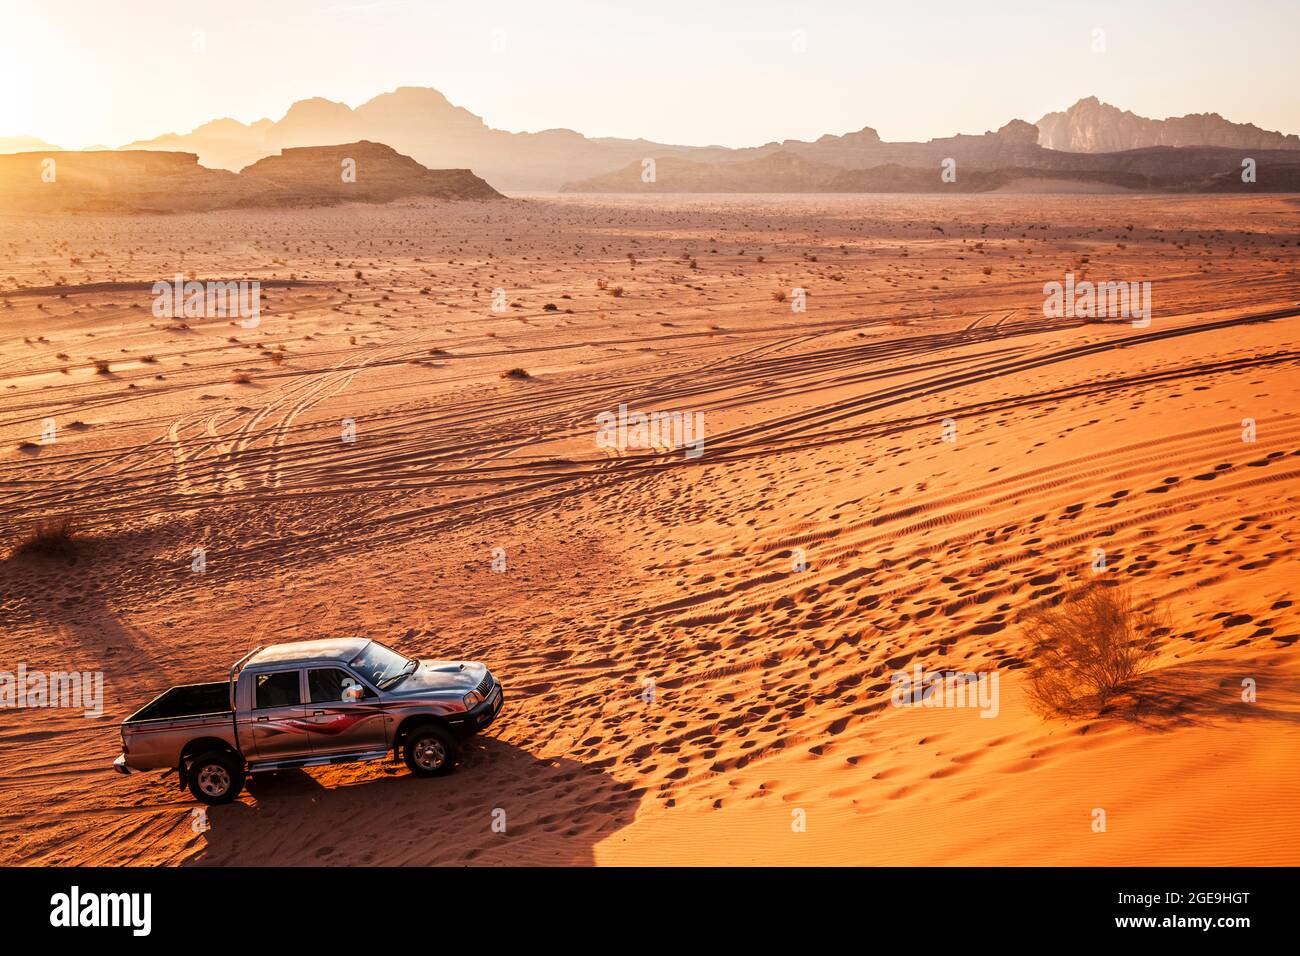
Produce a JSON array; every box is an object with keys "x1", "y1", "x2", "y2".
[{"x1": 0, "y1": 194, "x2": 1297, "y2": 865}]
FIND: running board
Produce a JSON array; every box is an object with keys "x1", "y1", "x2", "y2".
[{"x1": 249, "y1": 749, "x2": 391, "y2": 773}]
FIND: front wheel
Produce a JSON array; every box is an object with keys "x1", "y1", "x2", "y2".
[
  {"x1": 403, "y1": 725, "x2": 459, "y2": 777},
  {"x1": 188, "y1": 750, "x2": 245, "y2": 805}
]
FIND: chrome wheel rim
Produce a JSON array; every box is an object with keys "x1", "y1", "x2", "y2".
[
  {"x1": 413, "y1": 737, "x2": 446, "y2": 770},
  {"x1": 197, "y1": 764, "x2": 231, "y2": 797}
]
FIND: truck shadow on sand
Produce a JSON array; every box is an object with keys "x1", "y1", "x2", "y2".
[{"x1": 185, "y1": 734, "x2": 645, "y2": 866}]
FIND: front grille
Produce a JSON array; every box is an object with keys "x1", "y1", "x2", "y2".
[{"x1": 474, "y1": 671, "x2": 494, "y2": 699}]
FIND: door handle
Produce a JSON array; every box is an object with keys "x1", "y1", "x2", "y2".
[
  {"x1": 313, "y1": 711, "x2": 325, "y2": 716},
  {"x1": 256, "y1": 716, "x2": 268, "y2": 722}
]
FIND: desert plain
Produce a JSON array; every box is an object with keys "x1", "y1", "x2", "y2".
[{"x1": 0, "y1": 192, "x2": 1297, "y2": 865}]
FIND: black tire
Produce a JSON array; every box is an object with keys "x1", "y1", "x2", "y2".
[
  {"x1": 403, "y1": 725, "x2": 459, "y2": 777},
  {"x1": 187, "y1": 750, "x2": 245, "y2": 805}
]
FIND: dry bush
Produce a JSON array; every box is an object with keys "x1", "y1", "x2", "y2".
[
  {"x1": 230, "y1": 371, "x2": 253, "y2": 384},
  {"x1": 93, "y1": 359, "x2": 111, "y2": 375},
  {"x1": 771, "y1": 290, "x2": 787, "y2": 303},
  {"x1": 501, "y1": 367, "x2": 531, "y2": 380},
  {"x1": 1023, "y1": 584, "x2": 1166, "y2": 716},
  {"x1": 11, "y1": 518, "x2": 81, "y2": 559}
]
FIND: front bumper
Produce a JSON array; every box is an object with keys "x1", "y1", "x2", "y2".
[
  {"x1": 112, "y1": 753, "x2": 133, "y2": 775},
  {"x1": 446, "y1": 685, "x2": 504, "y2": 739}
]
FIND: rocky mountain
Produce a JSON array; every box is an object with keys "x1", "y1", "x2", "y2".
[
  {"x1": 0, "y1": 142, "x2": 501, "y2": 214},
  {"x1": 239, "y1": 141, "x2": 501, "y2": 202},
  {"x1": 0, "y1": 136, "x2": 62, "y2": 154},
  {"x1": 0, "y1": 150, "x2": 254, "y2": 213},
  {"x1": 1036, "y1": 97, "x2": 1300, "y2": 153}
]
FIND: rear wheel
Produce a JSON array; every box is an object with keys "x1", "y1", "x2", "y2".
[
  {"x1": 188, "y1": 750, "x2": 245, "y2": 805},
  {"x1": 403, "y1": 725, "x2": 458, "y2": 777}
]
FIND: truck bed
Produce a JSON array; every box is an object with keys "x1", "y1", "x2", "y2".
[{"x1": 124, "y1": 681, "x2": 231, "y2": 723}]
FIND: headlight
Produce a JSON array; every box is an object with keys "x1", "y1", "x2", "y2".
[{"x1": 462, "y1": 690, "x2": 484, "y2": 710}]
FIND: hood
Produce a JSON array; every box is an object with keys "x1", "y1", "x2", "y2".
[{"x1": 387, "y1": 659, "x2": 486, "y2": 697}]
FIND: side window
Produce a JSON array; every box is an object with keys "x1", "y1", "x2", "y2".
[
  {"x1": 309, "y1": 668, "x2": 373, "y2": 703},
  {"x1": 254, "y1": 670, "x2": 302, "y2": 709}
]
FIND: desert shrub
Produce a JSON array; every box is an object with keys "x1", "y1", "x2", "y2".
[
  {"x1": 230, "y1": 371, "x2": 253, "y2": 384},
  {"x1": 1023, "y1": 584, "x2": 1165, "y2": 716},
  {"x1": 501, "y1": 368, "x2": 531, "y2": 380},
  {"x1": 93, "y1": 359, "x2": 111, "y2": 375},
  {"x1": 11, "y1": 518, "x2": 81, "y2": 559},
  {"x1": 772, "y1": 290, "x2": 786, "y2": 303}
]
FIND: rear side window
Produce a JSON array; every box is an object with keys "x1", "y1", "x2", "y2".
[{"x1": 254, "y1": 670, "x2": 302, "y2": 709}]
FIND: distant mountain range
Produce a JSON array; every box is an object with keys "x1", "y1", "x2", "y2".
[
  {"x1": 3, "y1": 90, "x2": 1297, "y2": 195},
  {"x1": 16, "y1": 90, "x2": 1293, "y2": 192},
  {"x1": 0, "y1": 141, "x2": 500, "y2": 214},
  {"x1": 562, "y1": 143, "x2": 1300, "y2": 194}
]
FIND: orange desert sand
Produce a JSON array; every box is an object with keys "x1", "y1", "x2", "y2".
[{"x1": 1, "y1": 193, "x2": 1297, "y2": 865}]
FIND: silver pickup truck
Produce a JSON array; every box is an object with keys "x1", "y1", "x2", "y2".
[{"x1": 113, "y1": 637, "x2": 504, "y2": 804}]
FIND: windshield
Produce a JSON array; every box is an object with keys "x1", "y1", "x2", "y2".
[{"x1": 349, "y1": 641, "x2": 416, "y2": 690}]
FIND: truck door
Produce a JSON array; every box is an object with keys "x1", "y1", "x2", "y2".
[
  {"x1": 242, "y1": 669, "x2": 311, "y2": 761},
  {"x1": 303, "y1": 667, "x2": 389, "y2": 756}
]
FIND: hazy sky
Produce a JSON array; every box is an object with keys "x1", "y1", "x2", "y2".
[{"x1": 3, "y1": 0, "x2": 1297, "y2": 149}]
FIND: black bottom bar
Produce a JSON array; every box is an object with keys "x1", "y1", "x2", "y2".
[{"x1": 1, "y1": 866, "x2": 1285, "y2": 941}]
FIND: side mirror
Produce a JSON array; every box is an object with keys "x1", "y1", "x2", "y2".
[{"x1": 342, "y1": 685, "x2": 365, "y2": 703}]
